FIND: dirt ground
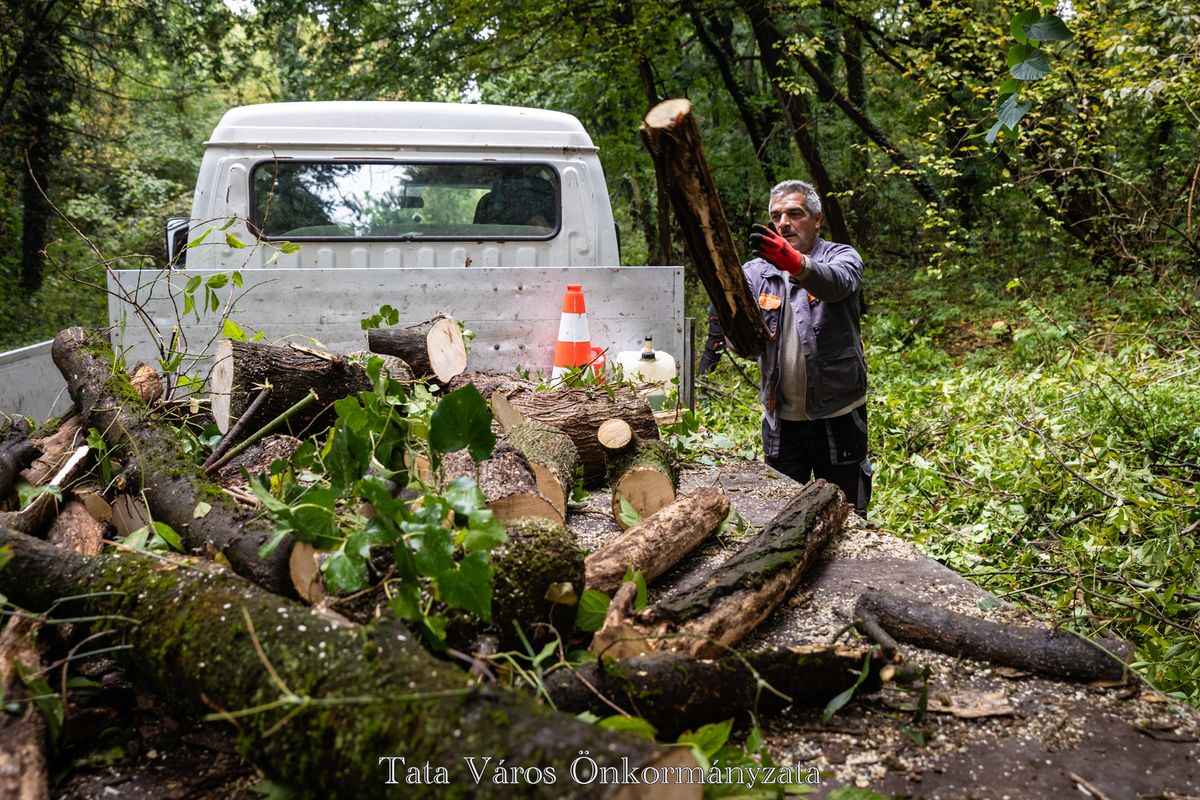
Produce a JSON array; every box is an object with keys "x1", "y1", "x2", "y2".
[{"x1": 51, "y1": 458, "x2": 1200, "y2": 799}]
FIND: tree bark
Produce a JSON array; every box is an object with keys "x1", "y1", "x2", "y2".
[
  {"x1": 586, "y1": 488, "x2": 729, "y2": 594},
  {"x1": 0, "y1": 617, "x2": 49, "y2": 800},
  {"x1": 546, "y1": 645, "x2": 881, "y2": 739},
  {"x1": 853, "y1": 589, "x2": 1133, "y2": 682},
  {"x1": 640, "y1": 98, "x2": 771, "y2": 359},
  {"x1": 0, "y1": 524, "x2": 697, "y2": 800},
  {"x1": 491, "y1": 385, "x2": 659, "y2": 486},
  {"x1": 503, "y1": 421, "x2": 580, "y2": 519},
  {"x1": 52, "y1": 328, "x2": 296, "y2": 596},
  {"x1": 606, "y1": 440, "x2": 679, "y2": 531},
  {"x1": 0, "y1": 417, "x2": 40, "y2": 502},
  {"x1": 442, "y1": 441, "x2": 562, "y2": 524},
  {"x1": 366, "y1": 315, "x2": 467, "y2": 384},
  {"x1": 594, "y1": 481, "x2": 846, "y2": 659},
  {"x1": 46, "y1": 497, "x2": 104, "y2": 557}
]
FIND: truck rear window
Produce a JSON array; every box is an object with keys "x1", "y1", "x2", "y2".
[{"x1": 250, "y1": 162, "x2": 560, "y2": 239}]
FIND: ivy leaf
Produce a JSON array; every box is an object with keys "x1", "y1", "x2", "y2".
[
  {"x1": 1025, "y1": 14, "x2": 1072, "y2": 42},
  {"x1": 597, "y1": 715, "x2": 657, "y2": 740},
  {"x1": 444, "y1": 476, "x2": 487, "y2": 516},
  {"x1": 463, "y1": 509, "x2": 507, "y2": 552},
  {"x1": 413, "y1": 525, "x2": 456, "y2": 576},
  {"x1": 1010, "y1": 48, "x2": 1051, "y2": 80},
  {"x1": 429, "y1": 384, "x2": 495, "y2": 461},
  {"x1": 575, "y1": 588, "x2": 611, "y2": 632},
  {"x1": 324, "y1": 550, "x2": 366, "y2": 594},
  {"x1": 436, "y1": 551, "x2": 493, "y2": 620},
  {"x1": 1009, "y1": 9, "x2": 1038, "y2": 44}
]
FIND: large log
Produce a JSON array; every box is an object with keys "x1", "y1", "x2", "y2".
[
  {"x1": 367, "y1": 315, "x2": 467, "y2": 384},
  {"x1": 0, "y1": 524, "x2": 698, "y2": 800},
  {"x1": 504, "y1": 420, "x2": 580, "y2": 519},
  {"x1": 546, "y1": 646, "x2": 882, "y2": 739},
  {"x1": 593, "y1": 481, "x2": 846, "y2": 659},
  {"x1": 607, "y1": 440, "x2": 678, "y2": 530},
  {"x1": 640, "y1": 99, "x2": 770, "y2": 359},
  {"x1": 492, "y1": 385, "x2": 659, "y2": 485},
  {"x1": 210, "y1": 339, "x2": 372, "y2": 435},
  {"x1": 442, "y1": 440, "x2": 562, "y2": 524},
  {"x1": 0, "y1": 417, "x2": 40, "y2": 502},
  {"x1": 586, "y1": 489, "x2": 729, "y2": 593},
  {"x1": 853, "y1": 589, "x2": 1134, "y2": 683},
  {"x1": 52, "y1": 328, "x2": 295, "y2": 596}
]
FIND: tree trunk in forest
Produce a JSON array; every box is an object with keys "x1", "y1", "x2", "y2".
[
  {"x1": 546, "y1": 645, "x2": 881, "y2": 739},
  {"x1": 606, "y1": 440, "x2": 679, "y2": 531},
  {"x1": 593, "y1": 481, "x2": 846, "y2": 659},
  {"x1": 442, "y1": 441, "x2": 562, "y2": 524},
  {"x1": 503, "y1": 421, "x2": 580, "y2": 519},
  {"x1": 53, "y1": 328, "x2": 296, "y2": 596},
  {"x1": 853, "y1": 589, "x2": 1133, "y2": 682},
  {"x1": 0, "y1": 618, "x2": 49, "y2": 800},
  {"x1": 0, "y1": 525, "x2": 698, "y2": 800},
  {"x1": 491, "y1": 385, "x2": 659, "y2": 486},
  {"x1": 366, "y1": 315, "x2": 467, "y2": 384},
  {"x1": 210, "y1": 339, "x2": 373, "y2": 436},
  {"x1": 586, "y1": 488, "x2": 729, "y2": 593},
  {"x1": 640, "y1": 98, "x2": 771, "y2": 359}
]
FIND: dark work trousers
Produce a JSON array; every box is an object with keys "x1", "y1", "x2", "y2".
[{"x1": 764, "y1": 405, "x2": 873, "y2": 516}]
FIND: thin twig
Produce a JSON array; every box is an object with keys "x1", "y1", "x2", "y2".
[
  {"x1": 203, "y1": 385, "x2": 272, "y2": 470},
  {"x1": 205, "y1": 390, "x2": 317, "y2": 475}
]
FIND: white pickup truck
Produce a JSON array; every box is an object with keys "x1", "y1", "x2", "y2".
[{"x1": 1, "y1": 101, "x2": 689, "y2": 420}]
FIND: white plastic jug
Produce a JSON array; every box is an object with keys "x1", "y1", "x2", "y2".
[{"x1": 615, "y1": 337, "x2": 677, "y2": 409}]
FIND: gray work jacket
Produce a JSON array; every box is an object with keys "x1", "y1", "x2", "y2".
[{"x1": 742, "y1": 237, "x2": 867, "y2": 457}]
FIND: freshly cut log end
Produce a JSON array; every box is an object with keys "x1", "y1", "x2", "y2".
[
  {"x1": 504, "y1": 420, "x2": 580, "y2": 519},
  {"x1": 290, "y1": 541, "x2": 327, "y2": 604},
  {"x1": 129, "y1": 362, "x2": 163, "y2": 403},
  {"x1": 642, "y1": 97, "x2": 693, "y2": 130},
  {"x1": 608, "y1": 440, "x2": 678, "y2": 530},
  {"x1": 210, "y1": 338, "x2": 234, "y2": 433},
  {"x1": 367, "y1": 315, "x2": 467, "y2": 384},
  {"x1": 46, "y1": 498, "x2": 105, "y2": 557},
  {"x1": 490, "y1": 389, "x2": 526, "y2": 433},
  {"x1": 597, "y1": 417, "x2": 633, "y2": 451}
]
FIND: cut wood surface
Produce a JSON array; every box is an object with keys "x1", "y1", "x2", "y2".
[
  {"x1": 0, "y1": 524, "x2": 699, "y2": 800},
  {"x1": 210, "y1": 339, "x2": 372, "y2": 435},
  {"x1": 289, "y1": 541, "x2": 326, "y2": 604},
  {"x1": 0, "y1": 617, "x2": 49, "y2": 800},
  {"x1": 640, "y1": 98, "x2": 770, "y2": 358},
  {"x1": 129, "y1": 362, "x2": 163, "y2": 404},
  {"x1": 608, "y1": 440, "x2": 678, "y2": 530},
  {"x1": 442, "y1": 440, "x2": 562, "y2": 524},
  {"x1": 503, "y1": 420, "x2": 580, "y2": 519},
  {"x1": 46, "y1": 497, "x2": 105, "y2": 557},
  {"x1": 53, "y1": 328, "x2": 295, "y2": 596},
  {"x1": 597, "y1": 417, "x2": 633, "y2": 451},
  {"x1": 594, "y1": 481, "x2": 847, "y2": 659},
  {"x1": 586, "y1": 488, "x2": 729, "y2": 593},
  {"x1": 366, "y1": 315, "x2": 467, "y2": 384},
  {"x1": 20, "y1": 415, "x2": 84, "y2": 486},
  {"x1": 854, "y1": 589, "x2": 1134, "y2": 683},
  {"x1": 491, "y1": 385, "x2": 659, "y2": 485}
]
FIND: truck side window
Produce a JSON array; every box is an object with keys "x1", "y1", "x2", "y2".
[{"x1": 250, "y1": 161, "x2": 559, "y2": 240}]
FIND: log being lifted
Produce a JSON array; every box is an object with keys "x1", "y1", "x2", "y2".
[
  {"x1": 593, "y1": 481, "x2": 846, "y2": 659},
  {"x1": 503, "y1": 420, "x2": 581, "y2": 519},
  {"x1": 210, "y1": 339, "x2": 373, "y2": 435},
  {"x1": 0, "y1": 525, "x2": 698, "y2": 800},
  {"x1": 52, "y1": 328, "x2": 295, "y2": 596},
  {"x1": 586, "y1": 488, "x2": 729, "y2": 594},
  {"x1": 546, "y1": 646, "x2": 882, "y2": 739},
  {"x1": 640, "y1": 99, "x2": 770, "y2": 359},
  {"x1": 492, "y1": 385, "x2": 659, "y2": 485},
  {"x1": 854, "y1": 589, "x2": 1134, "y2": 683},
  {"x1": 608, "y1": 440, "x2": 678, "y2": 530},
  {"x1": 442, "y1": 441, "x2": 562, "y2": 524},
  {"x1": 367, "y1": 315, "x2": 467, "y2": 384}
]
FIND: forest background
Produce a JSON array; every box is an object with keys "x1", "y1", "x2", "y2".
[{"x1": 1, "y1": 0, "x2": 1197, "y2": 703}]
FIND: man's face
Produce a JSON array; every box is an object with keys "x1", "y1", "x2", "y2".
[{"x1": 768, "y1": 192, "x2": 823, "y2": 255}]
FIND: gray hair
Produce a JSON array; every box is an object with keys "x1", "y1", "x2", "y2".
[{"x1": 770, "y1": 180, "x2": 822, "y2": 216}]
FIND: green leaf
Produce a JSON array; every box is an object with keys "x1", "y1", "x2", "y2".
[
  {"x1": 1010, "y1": 48, "x2": 1052, "y2": 80},
  {"x1": 206, "y1": 273, "x2": 229, "y2": 289},
  {"x1": 1025, "y1": 14, "x2": 1072, "y2": 42},
  {"x1": 822, "y1": 653, "x2": 872, "y2": 724},
  {"x1": 222, "y1": 319, "x2": 248, "y2": 340},
  {"x1": 193, "y1": 501, "x2": 212, "y2": 519},
  {"x1": 617, "y1": 496, "x2": 642, "y2": 528},
  {"x1": 621, "y1": 566, "x2": 648, "y2": 611},
  {"x1": 597, "y1": 715, "x2": 657, "y2": 740},
  {"x1": 463, "y1": 509, "x2": 507, "y2": 552},
  {"x1": 428, "y1": 384, "x2": 495, "y2": 461},
  {"x1": 324, "y1": 550, "x2": 366, "y2": 594},
  {"x1": 997, "y1": 93, "x2": 1033, "y2": 130},
  {"x1": 444, "y1": 476, "x2": 486, "y2": 516},
  {"x1": 1010, "y1": 9, "x2": 1038, "y2": 44},
  {"x1": 184, "y1": 275, "x2": 203, "y2": 293},
  {"x1": 219, "y1": 216, "x2": 237, "y2": 231},
  {"x1": 149, "y1": 521, "x2": 183, "y2": 552},
  {"x1": 575, "y1": 588, "x2": 611, "y2": 632},
  {"x1": 827, "y1": 790, "x2": 889, "y2": 800},
  {"x1": 678, "y1": 719, "x2": 733, "y2": 758},
  {"x1": 414, "y1": 526, "x2": 456, "y2": 576},
  {"x1": 279, "y1": 241, "x2": 302, "y2": 254},
  {"x1": 998, "y1": 77, "x2": 1021, "y2": 97},
  {"x1": 436, "y1": 550, "x2": 493, "y2": 619},
  {"x1": 187, "y1": 228, "x2": 212, "y2": 248},
  {"x1": 225, "y1": 232, "x2": 247, "y2": 249}
]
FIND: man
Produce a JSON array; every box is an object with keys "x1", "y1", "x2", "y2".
[{"x1": 744, "y1": 179, "x2": 871, "y2": 515}]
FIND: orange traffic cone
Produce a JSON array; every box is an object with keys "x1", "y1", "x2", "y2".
[{"x1": 552, "y1": 284, "x2": 605, "y2": 381}]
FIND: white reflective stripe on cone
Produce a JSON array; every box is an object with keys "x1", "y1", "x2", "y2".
[{"x1": 557, "y1": 312, "x2": 590, "y2": 342}]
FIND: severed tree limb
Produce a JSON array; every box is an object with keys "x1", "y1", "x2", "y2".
[
  {"x1": 853, "y1": 589, "x2": 1134, "y2": 683},
  {"x1": 442, "y1": 441, "x2": 562, "y2": 524},
  {"x1": 607, "y1": 440, "x2": 678, "y2": 530},
  {"x1": 0, "y1": 617, "x2": 50, "y2": 800},
  {"x1": 503, "y1": 420, "x2": 580, "y2": 520},
  {"x1": 0, "y1": 525, "x2": 695, "y2": 800},
  {"x1": 0, "y1": 417, "x2": 40, "y2": 502},
  {"x1": 52, "y1": 327, "x2": 296, "y2": 596},
  {"x1": 366, "y1": 315, "x2": 467, "y2": 385},
  {"x1": 546, "y1": 646, "x2": 883, "y2": 739}
]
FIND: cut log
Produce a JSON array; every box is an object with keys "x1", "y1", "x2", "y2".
[
  {"x1": 19, "y1": 414, "x2": 84, "y2": 487},
  {"x1": 503, "y1": 420, "x2": 580, "y2": 519},
  {"x1": 594, "y1": 481, "x2": 846, "y2": 659},
  {"x1": 129, "y1": 362, "x2": 163, "y2": 403},
  {"x1": 493, "y1": 385, "x2": 659, "y2": 485},
  {"x1": 597, "y1": 418, "x2": 633, "y2": 452},
  {"x1": 0, "y1": 617, "x2": 49, "y2": 800},
  {"x1": 289, "y1": 540, "x2": 327, "y2": 604},
  {"x1": 442, "y1": 441, "x2": 562, "y2": 524},
  {"x1": 210, "y1": 338, "x2": 374, "y2": 436},
  {"x1": 1, "y1": 441, "x2": 90, "y2": 538},
  {"x1": 366, "y1": 315, "x2": 467, "y2": 384},
  {"x1": 546, "y1": 645, "x2": 882, "y2": 739},
  {"x1": 0, "y1": 417, "x2": 40, "y2": 502},
  {"x1": 449, "y1": 370, "x2": 537, "y2": 401},
  {"x1": 52, "y1": 328, "x2": 295, "y2": 596},
  {"x1": 586, "y1": 488, "x2": 729, "y2": 593},
  {"x1": 46, "y1": 497, "x2": 105, "y2": 557},
  {"x1": 853, "y1": 589, "x2": 1134, "y2": 683},
  {"x1": 608, "y1": 440, "x2": 678, "y2": 530},
  {"x1": 640, "y1": 99, "x2": 770, "y2": 359},
  {"x1": 0, "y1": 524, "x2": 698, "y2": 800}
]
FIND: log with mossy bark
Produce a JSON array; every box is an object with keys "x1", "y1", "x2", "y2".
[
  {"x1": 546, "y1": 645, "x2": 883, "y2": 739},
  {"x1": 0, "y1": 617, "x2": 49, "y2": 800},
  {"x1": 853, "y1": 589, "x2": 1134, "y2": 682},
  {"x1": 503, "y1": 420, "x2": 580, "y2": 519},
  {"x1": 640, "y1": 98, "x2": 769, "y2": 359},
  {"x1": 0, "y1": 417, "x2": 40, "y2": 502},
  {"x1": 0, "y1": 524, "x2": 698, "y2": 800},
  {"x1": 366, "y1": 315, "x2": 467, "y2": 385},
  {"x1": 52, "y1": 327, "x2": 296, "y2": 596},
  {"x1": 442, "y1": 441, "x2": 562, "y2": 524},
  {"x1": 607, "y1": 440, "x2": 678, "y2": 531},
  {"x1": 586, "y1": 488, "x2": 729, "y2": 594},
  {"x1": 491, "y1": 385, "x2": 659, "y2": 485},
  {"x1": 592, "y1": 481, "x2": 846, "y2": 659}
]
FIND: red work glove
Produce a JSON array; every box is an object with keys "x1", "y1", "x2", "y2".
[{"x1": 750, "y1": 222, "x2": 805, "y2": 275}]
